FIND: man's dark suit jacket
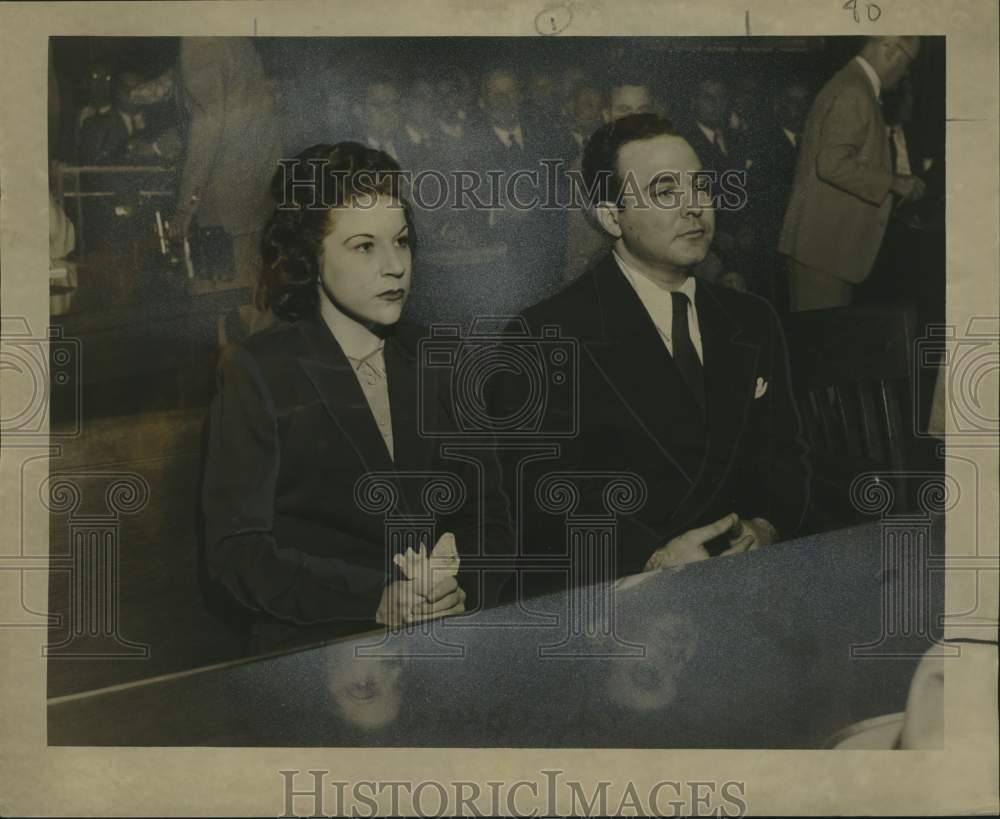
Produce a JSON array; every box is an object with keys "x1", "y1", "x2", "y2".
[
  {"x1": 464, "y1": 121, "x2": 569, "y2": 308},
  {"x1": 678, "y1": 120, "x2": 753, "y2": 255},
  {"x1": 746, "y1": 124, "x2": 801, "y2": 248},
  {"x1": 678, "y1": 120, "x2": 745, "y2": 180},
  {"x1": 78, "y1": 109, "x2": 134, "y2": 165},
  {"x1": 494, "y1": 254, "x2": 810, "y2": 594},
  {"x1": 201, "y1": 314, "x2": 511, "y2": 648}
]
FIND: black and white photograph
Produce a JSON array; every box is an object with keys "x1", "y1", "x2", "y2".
[{"x1": 1, "y1": 1, "x2": 997, "y2": 816}]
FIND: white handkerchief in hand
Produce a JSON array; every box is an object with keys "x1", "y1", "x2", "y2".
[{"x1": 393, "y1": 533, "x2": 459, "y2": 598}]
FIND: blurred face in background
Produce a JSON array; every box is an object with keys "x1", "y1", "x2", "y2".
[
  {"x1": 319, "y1": 194, "x2": 412, "y2": 327},
  {"x1": 691, "y1": 79, "x2": 729, "y2": 129},
  {"x1": 729, "y1": 76, "x2": 760, "y2": 129},
  {"x1": 880, "y1": 37, "x2": 920, "y2": 91},
  {"x1": 774, "y1": 83, "x2": 810, "y2": 132},
  {"x1": 112, "y1": 71, "x2": 143, "y2": 114},
  {"x1": 436, "y1": 70, "x2": 473, "y2": 121},
  {"x1": 363, "y1": 81, "x2": 402, "y2": 140},
  {"x1": 84, "y1": 62, "x2": 113, "y2": 107},
  {"x1": 528, "y1": 72, "x2": 557, "y2": 109},
  {"x1": 571, "y1": 86, "x2": 605, "y2": 134},
  {"x1": 605, "y1": 84, "x2": 654, "y2": 121},
  {"x1": 481, "y1": 70, "x2": 522, "y2": 128},
  {"x1": 407, "y1": 78, "x2": 438, "y2": 130},
  {"x1": 558, "y1": 65, "x2": 587, "y2": 117}
]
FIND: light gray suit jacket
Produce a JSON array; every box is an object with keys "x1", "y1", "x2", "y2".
[
  {"x1": 176, "y1": 38, "x2": 283, "y2": 237},
  {"x1": 779, "y1": 58, "x2": 894, "y2": 284}
]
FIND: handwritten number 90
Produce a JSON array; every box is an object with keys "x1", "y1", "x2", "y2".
[{"x1": 844, "y1": 0, "x2": 882, "y2": 22}]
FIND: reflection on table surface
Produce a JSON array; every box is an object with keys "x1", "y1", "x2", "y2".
[{"x1": 48, "y1": 518, "x2": 944, "y2": 747}]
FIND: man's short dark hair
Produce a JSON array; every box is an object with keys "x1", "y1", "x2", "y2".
[{"x1": 581, "y1": 113, "x2": 680, "y2": 205}]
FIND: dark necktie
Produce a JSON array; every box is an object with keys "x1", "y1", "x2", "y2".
[
  {"x1": 712, "y1": 129, "x2": 727, "y2": 156},
  {"x1": 670, "y1": 291, "x2": 705, "y2": 414}
]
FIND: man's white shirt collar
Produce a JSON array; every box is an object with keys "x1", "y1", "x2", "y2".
[
  {"x1": 493, "y1": 124, "x2": 524, "y2": 148},
  {"x1": 854, "y1": 55, "x2": 882, "y2": 100},
  {"x1": 696, "y1": 121, "x2": 726, "y2": 155},
  {"x1": 404, "y1": 124, "x2": 426, "y2": 146},
  {"x1": 439, "y1": 119, "x2": 463, "y2": 139},
  {"x1": 781, "y1": 126, "x2": 798, "y2": 148},
  {"x1": 613, "y1": 251, "x2": 703, "y2": 363},
  {"x1": 118, "y1": 109, "x2": 134, "y2": 136},
  {"x1": 367, "y1": 136, "x2": 399, "y2": 161}
]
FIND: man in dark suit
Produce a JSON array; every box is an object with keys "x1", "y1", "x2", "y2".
[
  {"x1": 494, "y1": 114, "x2": 810, "y2": 596},
  {"x1": 779, "y1": 37, "x2": 926, "y2": 310},
  {"x1": 679, "y1": 77, "x2": 750, "y2": 181},
  {"x1": 78, "y1": 71, "x2": 144, "y2": 165},
  {"x1": 465, "y1": 68, "x2": 568, "y2": 313},
  {"x1": 745, "y1": 80, "x2": 811, "y2": 309},
  {"x1": 679, "y1": 77, "x2": 754, "y2": 275},
  {"x1": 79, "y1": 70, "x2": 181, "y2": 166},
  {"x1": 354, "y1": 74, "x2": 428, "y2": 172}
]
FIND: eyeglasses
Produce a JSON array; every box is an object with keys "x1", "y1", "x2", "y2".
[{"x1": 892, "y1": 40, "x2": 918, "y2": 66}]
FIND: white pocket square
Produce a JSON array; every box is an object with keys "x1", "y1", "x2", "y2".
[{"x1": 754, "y1": 377, "x2": 768, "y2": 399}]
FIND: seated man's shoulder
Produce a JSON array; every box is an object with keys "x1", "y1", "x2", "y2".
[
  {"x1": 521, "y1": 270, "x2": 599, "y2": 333},
  {"x1": 388, "y1": 317, "x2": 432, "y2": 354},
  {"x1": 700, "y1": 280, "x2": 780, "y2": 333}
]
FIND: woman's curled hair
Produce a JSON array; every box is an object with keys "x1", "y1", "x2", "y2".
[{"x1": 258, "y1": 142, "x2": 417, "y2": 321}]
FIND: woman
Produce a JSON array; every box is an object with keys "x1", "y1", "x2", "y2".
[{"x1": 202, "y1": 143, "x2": 503, "y2": 653}]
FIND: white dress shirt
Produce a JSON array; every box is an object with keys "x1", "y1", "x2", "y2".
[
  {"x1": 404, "y1": 124, "x2": 430, "y2": 146},
  {"x1": 367, "y1": 136, "x2": 399, "y2": 161},
  {"x1": 492, "y1": 124, "x2": 524, "y2": 149},
  {"x1": 614, "y1": 251, "x2": 704, "y2": 364},
  {"x1": 854, "y1": 55, "x2": 882, "y2": 100},
  {"x1": 888, "y1": 125, "x2": 912, "y2": 175},
  {"x1": 696, "y1": 121, "x2": 727, "y2": 155},
  {"x1": 439, "y1": 119, "x2": 464, "y2": 139}
]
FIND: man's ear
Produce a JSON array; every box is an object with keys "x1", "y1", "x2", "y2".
[
  {"x1": 602, "y1": 108, "x2": 611, "y2": 124},
  {"x1": 594, "y1": 202, "x2": 623, "y2": 239}
]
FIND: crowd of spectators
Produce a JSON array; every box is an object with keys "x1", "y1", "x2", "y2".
[{"x1": 51, "y1": 38, "x2": 943, "y2": 323}]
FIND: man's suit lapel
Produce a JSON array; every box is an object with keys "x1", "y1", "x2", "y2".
[
  {"x1": 585, "y1": 256, "x2": 707, "y2": 483},
  {"x1": 665, "y1": 284, "x2": 762, "y2": 534}
]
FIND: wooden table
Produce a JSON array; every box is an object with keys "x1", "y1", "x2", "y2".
[{"x1": 48, "y1": 517, "x2": 946, "y2": 748}]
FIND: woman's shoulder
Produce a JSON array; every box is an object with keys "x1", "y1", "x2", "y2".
[
  {"x1": 233, "y1": 316, "x2": 312, "y2": 366},
  {"x1": 218, "y1": 318, "x2": 310, "y2": 389}
]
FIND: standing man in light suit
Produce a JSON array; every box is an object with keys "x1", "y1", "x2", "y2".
[
  {"x1": 779, "y1": 37, "x2": 925, "y2": 311},
  {"x1": 170, "y1": 38, "x2": 283, "y2": 291}
]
